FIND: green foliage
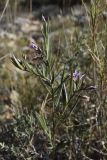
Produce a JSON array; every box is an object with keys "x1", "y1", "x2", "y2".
[{"x1": 10, "y1": 14, "x2": 99, "y2": 159}]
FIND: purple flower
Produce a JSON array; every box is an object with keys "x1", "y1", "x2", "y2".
[
  {"x1": 73, "y1": 70, "x2": 80, "y2": 81},
  {"x1": 29, "y1": 42, "x2": 39, "y2": 51},
  {"x1": 29, "y1": 42, "x2": 42, "y2": 55}
]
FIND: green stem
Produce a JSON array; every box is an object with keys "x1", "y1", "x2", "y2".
[
  {"x1": 51, "y1": 87, "x2": 56, "y2": 159},
  {"x1": 51, "y1": 87, "x2": 55, "y2": 146}
]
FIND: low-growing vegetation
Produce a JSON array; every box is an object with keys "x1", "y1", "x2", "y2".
[{"x1": 0, "y1": 0, "x2": 107, "y2": 159}]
